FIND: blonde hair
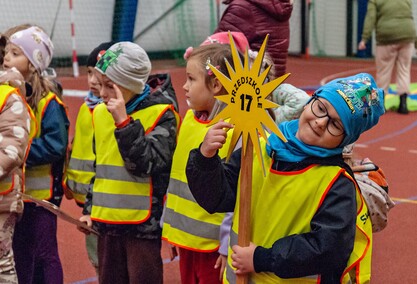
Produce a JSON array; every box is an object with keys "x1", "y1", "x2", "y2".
[
  {"x1": 3, "y1": 23, "x2": 33, "y2": 38},
  {"x1": 4, "y1": 24, "x2": 60, "y2": 112},
  {"x1": 187, "y1": 43, "x2": 242, "y2": 94}
]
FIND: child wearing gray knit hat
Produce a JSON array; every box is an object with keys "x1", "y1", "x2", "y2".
[
  {"x1": 81, "y1": 40, "x2": 179, "y2": 283},
  {"x1": 95, "y1": 41, "x2": 151, "y2": 95}
]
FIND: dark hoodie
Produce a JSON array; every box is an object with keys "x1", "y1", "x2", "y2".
[{"x1": 84, "y1": 73, "x2": 179, "y2": 240}]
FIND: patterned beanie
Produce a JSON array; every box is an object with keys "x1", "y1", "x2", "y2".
[
  {"x1": 10, "y1": 26, "x2": 54, "y2": 73},
  {"x1": 87, "y1": 41, "x2": 115, "y2": 67},
  {"x1": 95, "y1": 41, "x2": 151, "y2": 94},
  {"x1": 314, "y1": 73, "x2": 385, "y2": 147}
]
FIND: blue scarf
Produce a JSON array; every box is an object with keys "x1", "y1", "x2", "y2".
[
  {"x1": 84, "y1": 91, "x2": 102, "y2": 109},
  {"x1": 125, "y1": 84, "x2": 150, "y2": 115},
  {"x1": 266, "y1": 120, "x2": 344, "y2": 162}
]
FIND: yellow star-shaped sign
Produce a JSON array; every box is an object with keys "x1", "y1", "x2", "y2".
[{"x1": 208, "y1": 32, "x2": 289, "y2": 173}]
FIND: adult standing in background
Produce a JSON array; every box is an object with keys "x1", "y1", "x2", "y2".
[
  {"x1": 215, "y1": 0, "x2": 293, "y2": 77},
  {"x1": 358, "y1": 0, "x2": 417, "y2": 114}
]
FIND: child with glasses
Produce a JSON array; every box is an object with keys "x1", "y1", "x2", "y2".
[
  {"x1": 309, "y1": 95, "x2": 345, "y2": 136},
  {"x1": 272, "y1": 83, "x2": 394, "y2": 234},
  {"x1": 186, "y1": 73, "x2": 385, "y2": 283}
]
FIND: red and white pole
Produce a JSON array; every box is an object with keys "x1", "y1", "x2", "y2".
[{"x1": 69, "y1": 0, "x2": 79, "y2": 77}]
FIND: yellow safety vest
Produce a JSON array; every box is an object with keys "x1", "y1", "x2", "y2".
[
  {"x1": 91, "y1": 103, "x2": 179, "y2": 224},
  {"x1": 224, "y1": 144, "x2": 372, "y2": 284},
  {"x1": 65, "y1": 102, "x2": 95, "y2": 204},
  {"x1": 0, "y1": 85, "x2": 35, "y2": 194},
  {"x1": 24, "y1": 92, "x2": 63, "y2": 200},
  {"x1": 162, "y1": 109, "x2": 233, "y2": 252}
]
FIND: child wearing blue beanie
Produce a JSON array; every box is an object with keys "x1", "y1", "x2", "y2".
[{"x1": 186, "y1": 73, "x2": 384, "y2": 283}]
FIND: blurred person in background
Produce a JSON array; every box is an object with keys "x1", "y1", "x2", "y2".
[
  {"x1": 215, "y1": 0, "x2": 293, "y2": 78},
  {"x1": 358, "y1": 0, "x2": 417, "y2": 114}
]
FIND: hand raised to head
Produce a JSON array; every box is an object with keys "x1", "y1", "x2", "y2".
[{"x1": 106, "y1": 83, "x2": 128, "y2": 124}]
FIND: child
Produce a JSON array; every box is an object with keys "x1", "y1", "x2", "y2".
[
  {"x1": 0, "y1": 68, "x2": 32, "y2": 284},
  {"x1": 64, "y1": 41, "x2": 114, "y2": 276},
  {"x1": 4, "y1": 25, "x2": 70, "y2": 284},
  {"x1": 186, "y1": 73, "x2": 385, "y2": 283},
  {"x1": 80, "y1": 41, "x2": 179, "y2": 283},
  {"x1": 161, "y1": 33, "x2": 248, "y2": 284},
  {"x1": 272, "y1": 83, "x2": 395, "y2": 233}
]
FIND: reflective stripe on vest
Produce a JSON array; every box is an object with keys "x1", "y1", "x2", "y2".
[
  {"x1": 224, "y1": 142, "x2": 372, "y2": 283},
  {"x1": 65, "y1": 103, "x2": 95, "y2": 204},
  {"x1": 91, "y1": 103, "x2": 177, "y2": 224},
  {"x1": 25, "y1": 92, "x2": 65, "y2": 200},
  {"x1": 162, "y1": 109, "x2": 232, "y2": 251}
]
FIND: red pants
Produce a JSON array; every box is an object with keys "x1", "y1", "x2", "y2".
[{"x1": 179, "y1": 247, "x2": 222, "y2": 284}]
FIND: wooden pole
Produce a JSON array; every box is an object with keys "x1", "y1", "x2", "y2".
[{"x1": 236, "y1": 138, "x2": 253, "y2": 284}]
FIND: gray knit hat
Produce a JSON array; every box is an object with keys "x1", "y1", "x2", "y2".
[{"x1": 95, "y1": 41, "x2": 151, "y2": 94}]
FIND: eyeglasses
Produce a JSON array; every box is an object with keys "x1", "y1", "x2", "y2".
[{"x1": 310, "y1": 96, "x2": 345, "y2": 137}]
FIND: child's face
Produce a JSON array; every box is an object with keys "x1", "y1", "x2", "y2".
[
  {"x1": 95, "y1": 71, "x2": 116, "y2": 104},
  {"x1": 296, "y1": 97, "x2": 345, "y2": 148},
  {"x1": 87, "y1": 66, "x2": 101, "y2": 98},
  {"x1": 95, "y1": 71, "x2": 132, "y2": 104},
  {"x1": 183, "y1": 58, "x2": 216, "y2": 114},
  {"x1": 3, "y1": 43, "x2": 31, "y2": 79}
]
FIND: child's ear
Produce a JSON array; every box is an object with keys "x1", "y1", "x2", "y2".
[
  {"x1": 29, "y1": 63, "x2": 36, "y2": 74},
  {"x1": 211, "y1": 78, "x2": 223, "y2": 95}
]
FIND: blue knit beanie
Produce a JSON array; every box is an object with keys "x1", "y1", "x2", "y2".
[{"x1": 314, "y1": 73, "x2": 385, "y2": 147}]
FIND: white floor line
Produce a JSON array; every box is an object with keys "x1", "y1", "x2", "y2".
[
  {"x1": 354, "y1": 143, "x2": 368, "y2": 148},
  {"x1": 380, "y1": 146, "x2": 396, "y2": 151},
  {"x1": 63, "y1": 89, "x2": 88, "y2": 97}
]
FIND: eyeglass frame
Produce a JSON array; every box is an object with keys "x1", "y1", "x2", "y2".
[{"x1": 310, "y1": 96, "x2": 345, "y2": 137}]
